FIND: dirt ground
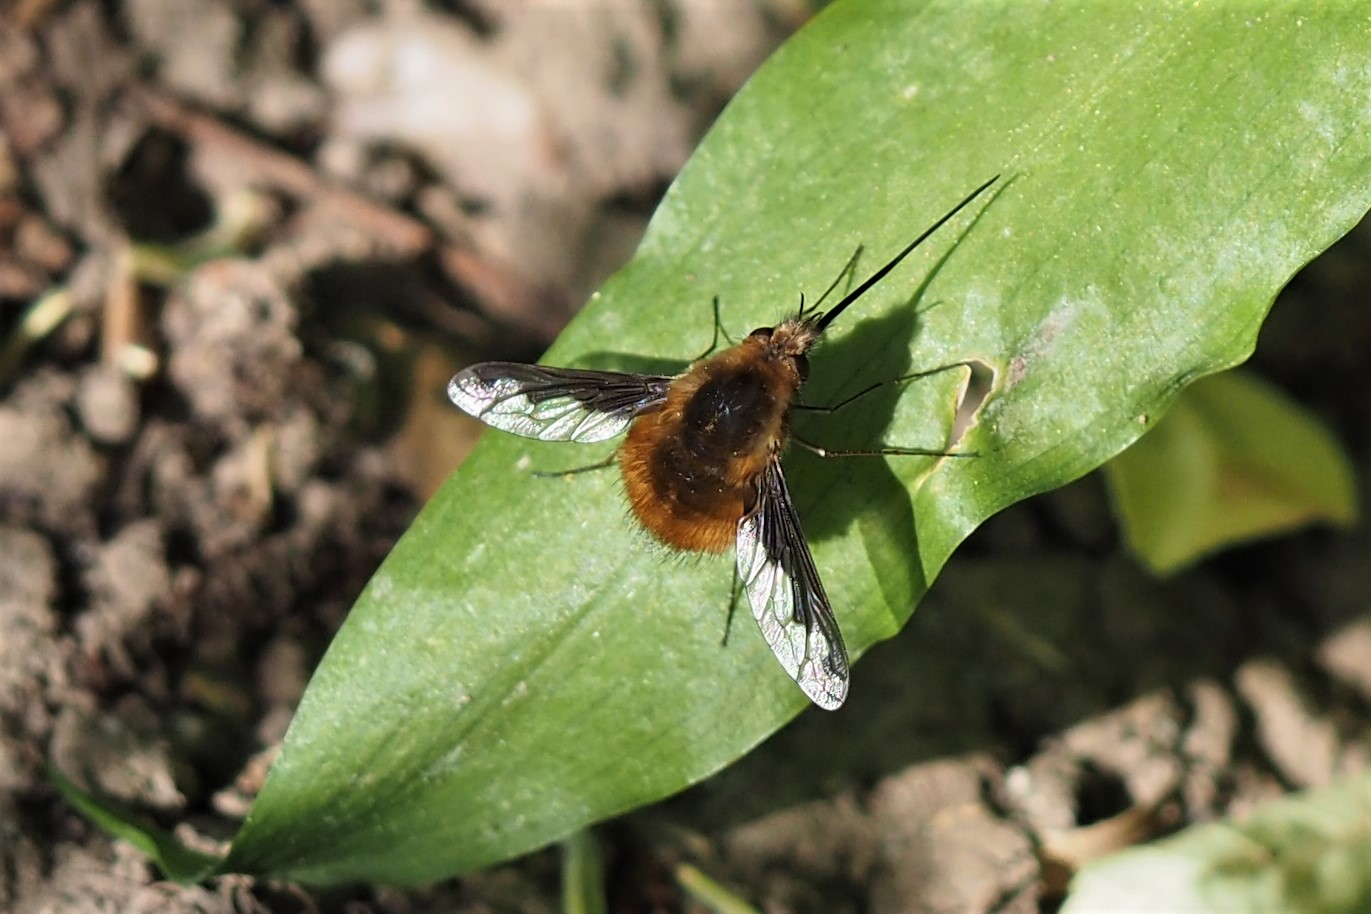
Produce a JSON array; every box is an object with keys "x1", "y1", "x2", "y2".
[{"x1": 3, "y1": 3, "x2": 1371, "y2": 913}]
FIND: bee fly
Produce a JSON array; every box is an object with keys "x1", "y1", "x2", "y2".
[{"x1": 448, "y1": 176, "x2": 998, "y2": 709}]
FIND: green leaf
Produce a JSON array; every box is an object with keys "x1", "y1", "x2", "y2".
[
  {"x1": 1104, "y1": 369, "x2": 1358, "y2": 574},
  {"x1": 219, "y1": 0, "x2": 1371, "y2": 885},
  {"x1": 1062, "y1": 773, "x2": 1371, "y2": 914},
  {"x1": 47, "y1": 765, "x2": 221, "y2": 883}
]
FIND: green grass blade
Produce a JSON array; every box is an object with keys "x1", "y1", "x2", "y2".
[
  {"x1": 48, "y1": 765, "x2": 222, "y2": 883},
  {"x1": 561, "y1": 830, "x2": 608, "y2": 914}
]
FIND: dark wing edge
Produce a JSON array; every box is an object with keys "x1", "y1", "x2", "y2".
[
  {"x1": 735, "y1": 458, "x2": 850, "y2": 709},
  {"x1": 448, "y1": 362, "x2": 672, "y2": 443}
]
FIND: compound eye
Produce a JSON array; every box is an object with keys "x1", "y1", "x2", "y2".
[
  {"x1": 793, "y1": 353, "x2": 810, "y2": 382},
  {"x1": 748, "y1": 326, "x2": 773, "y2": 340}
]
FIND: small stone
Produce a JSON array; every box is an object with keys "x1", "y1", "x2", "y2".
[{"x1": 75, "y1": 363, "x2": 140, "y2": 445}]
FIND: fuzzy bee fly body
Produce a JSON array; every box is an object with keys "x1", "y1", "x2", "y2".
[
  {"x1": 618, "y1": 320, "x2": 816, "y2": 554},
  {"x1": 448, "y1": 176, "x2": 998, "y2": 709}
]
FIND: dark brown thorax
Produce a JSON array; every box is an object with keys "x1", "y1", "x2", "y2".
[{"x1": 617, "y1": 319, "x2": 818, "y2": 552}]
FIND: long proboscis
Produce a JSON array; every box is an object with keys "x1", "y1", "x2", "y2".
[{"x1": 813, "y1": 174, "x2": 1000, "y2": 333}]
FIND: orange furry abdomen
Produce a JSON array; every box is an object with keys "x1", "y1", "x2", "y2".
[
  {"x1": 617, "y1": 339, "x2": 797, "y2": 553},
  {"x1": 619, "y1": 410, "x2": 757, "y2": 552}
]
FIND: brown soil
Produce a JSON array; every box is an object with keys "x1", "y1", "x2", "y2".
[{"x1": 3, "y1": 3, "x2": 1371, "y2": 914}]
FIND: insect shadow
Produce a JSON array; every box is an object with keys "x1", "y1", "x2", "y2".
[
  {"x1": 786, "y1": 302, "x2": 930, "y2": 619},
  {"x1": 565, "y1": 186, "x2": 998, "y2": 626},
  {"x1": 567, "y1": 299, "x2": 968, "y2": 630},
  {"x1": 450, "y1": 176, "x2": 1008, "y2": 708}
]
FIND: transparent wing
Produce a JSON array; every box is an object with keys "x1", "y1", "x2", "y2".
[
  {"x1": 735, "y1": 459, "x2": 850, "y2": 709},
  {"x1": 448, "y1": 362, "x2": 672, "y2": 443}
]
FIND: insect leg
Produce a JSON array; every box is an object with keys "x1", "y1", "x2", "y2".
[
  {"x1": 700, "y1": 241, "x2": 863, "y2": 358},
  {"x1": 690, "y1": 296, "x2": 736, "y2": 362},
  {"x1": 531, "y1": 452, "x2": 619, "y2": 478},
  {"x1": 720, "y1": 562, "x2": 743, "y2": 647},
  {"x1": 801, "y1": 243, "x2": 865, "y2": 318},
  {"x1": 794, "y1": 361, "x2": 973, "y2": 414},
  {"x1": 791, "y1": 436, "x2": 977, "y2": 460}
]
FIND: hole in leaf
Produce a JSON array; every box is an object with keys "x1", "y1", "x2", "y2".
[{"x1": 951, "y1": 357, "x2": 995, "y2": 443}]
